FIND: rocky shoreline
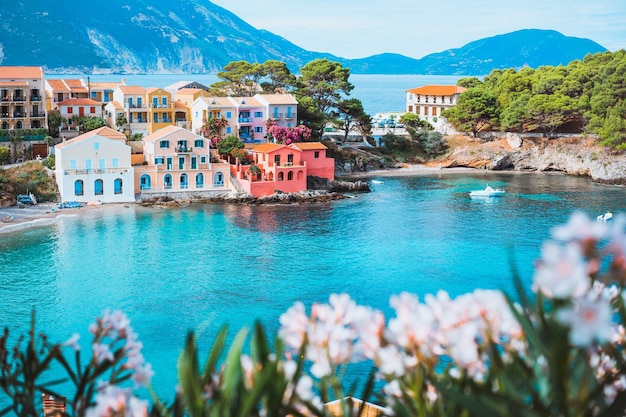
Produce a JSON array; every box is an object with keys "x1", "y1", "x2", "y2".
[{"x1": 440, "y1": 134, "x2": 626, "y2": 185}]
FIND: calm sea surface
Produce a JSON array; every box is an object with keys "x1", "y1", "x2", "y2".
[
  {"x1": 1, "y1": 172, "x2": 625, "y2": 399},
  {"x1": 47, "y1": 73, "x2": 466, "y2": 116}
]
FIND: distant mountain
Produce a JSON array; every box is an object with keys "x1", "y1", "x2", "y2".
[{"x1": 0, "y1": 0, "x2": 608, "y2": 75}]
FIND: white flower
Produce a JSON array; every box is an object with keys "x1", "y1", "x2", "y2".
[
  {"x1": 279, "y1": 302, "x2": 308, "y2": 350},
  {"x1": 86, "y1": 385, "x2": 148, "y2": 417},
  {"x1": 533, "y1": 241, "x2": 590, "y2": 298},
  {"x1": 63, "y1": 333, "x2": 81, "y2": 351},
  {"x1": 92, "y1": 343, "x2": 114, "y2": 364},
  {"x1": 551, "y1": 211, "x2": 607, "y2": 243},
  {"x1": 556, "y1": 295, "x2": 613, "y2": 346},
  {"x1": 376, "y1": 345, "x2": 405, "y2": 377}
]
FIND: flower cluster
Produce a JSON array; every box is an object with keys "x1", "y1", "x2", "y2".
[
  {"x1": 278, "y1": 212, "x2": 626, "y2": 415},
  {"x1": 86, "y1": 385, "x2": 147, "y2": 417},
  {"x1": 265, "y1": 119, "x2": 312, "y2": 145}
]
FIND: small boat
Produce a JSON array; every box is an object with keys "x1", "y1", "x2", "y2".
[
  {"x1": 371, "y1": 180, "x2": 384, "y2": 185},
  {"x1": 469, "y1": 185, "x2": 506, "y2": 197},
  {"x1": 597, "y1": 211, "x2": 613, "y2": 222},
  {"x1": 2, "y1": 215, "x2": 13, "y2": 223}
]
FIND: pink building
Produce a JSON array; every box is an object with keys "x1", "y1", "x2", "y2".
[
  {"x1": 289, "y1": 142, "x2": 334, "y2": 180},
  {"x1": 232, "y1": 141, "x2": 335, "y2": 197}
]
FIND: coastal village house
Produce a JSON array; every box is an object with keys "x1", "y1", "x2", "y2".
[
  {"x1": 56, "y1": 98, "x2": 103, "y2": 129},
  {"x1": 134, "y1": 125, "x2": 232, "y2": 196},
  {"x1": 0, "y1": 66, "x2": 48, "y2": 158},
  {"x1": 54, "y1": 126, "x2": 135, "y2": 203},
  {"x1": 191, "y1": 93, "x2": 298, "y2": 142},
  {"x1": 405, "y1": 85, "x2": 466, "y2": 133},
  {"x1": 231, "y1": 141, "x2": 334, "y2": 197}
]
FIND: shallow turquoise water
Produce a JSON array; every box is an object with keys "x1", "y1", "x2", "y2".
[{"x1": 1, "y1": 172, "x2": 625, "y2": 399}]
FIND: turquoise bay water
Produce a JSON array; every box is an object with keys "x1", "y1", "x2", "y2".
[{"x1": 1, "y1": 172, "x2": 625, "y2": 399}]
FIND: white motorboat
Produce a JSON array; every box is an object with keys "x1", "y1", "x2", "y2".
[
  {"x1": 597, "y1": 212, "x2": 613, "y2": 222},
  {"x1": 469, "y1": 185, "x2": 506, "y2": 197}
]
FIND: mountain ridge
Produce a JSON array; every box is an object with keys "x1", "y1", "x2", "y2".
[{"x1": 0, "y1": 1, "x2": 608, "y2": 75}]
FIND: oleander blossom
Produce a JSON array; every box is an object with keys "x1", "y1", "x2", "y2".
[{"x1": 86, "y1": 385, "x2": 148, "y2": 417}]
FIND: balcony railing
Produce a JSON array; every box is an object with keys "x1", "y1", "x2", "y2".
[
  {"x1": 30, "y1": 96, "x2": 41, "y2": 101},
  {"x1": 238, "y1": 117, "x2": 252, "y2": 123},
  {"x1": 63, "y1": 168, "x2": 129, "y2": 175},
  {"x1": 31, "y1": 112, "x2": 45, "y2": 118},
  {"x1": 12, "y1": 96, "x2": 25, "y2": 102},
  {"x1": 175, "y1": 146, "x2": 192, "y2": 154}
]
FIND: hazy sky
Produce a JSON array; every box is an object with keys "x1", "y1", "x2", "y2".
[{"x1": 210, "y1": 0, "x2": 626, "y2": 59}]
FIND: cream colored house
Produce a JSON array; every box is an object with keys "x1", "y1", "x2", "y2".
[
  {"x1": 405, "y1": 85, "x2": 466, "y2": 132},
  {"x1": 55, "y1": 126, "x2": 135, "y2": 203},
  {"x1": 134, "y1": 125, "x2": 232, "y2": 196}
]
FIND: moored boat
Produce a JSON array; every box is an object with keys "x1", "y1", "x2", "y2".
[{"x1": 469, "y1": 185, "x2": 506, "y2": 197}]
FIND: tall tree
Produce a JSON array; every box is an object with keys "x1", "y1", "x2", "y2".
[
  {"x1": 442, "y1": 87, "x2": 499, "y2": 137},
  {"x1": 526, "y1": 93, "x2": 579, "y2": 138},
  {"x1": 260, "y1": 60, "x2": 297, "y2": 93},
  {"x1": 296, "y1": 59, "x2": 353, "y2": 138},
  {"x1": 333, "y1": 98, "x2": 371, "y2": 142},
  {"x1": 47, "y1": 111, "x2": 64, "y2": 138}
]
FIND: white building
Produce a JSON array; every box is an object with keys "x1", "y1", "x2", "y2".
[
  {"x1": 55, "y1": 126, "x2": 135, "y2": 203},
  {"x1": 405, "y1": 85, "x2": 466, "y2": 133}
]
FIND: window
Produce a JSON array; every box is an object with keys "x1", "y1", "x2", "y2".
[
  {"x1": 94, "y1": 179, "x2": 104, "y2": 195},
  {"x1": 177, "y1": 140, "x2": 188, "y2": 152},
  {"x1": 178, "y1": 157, "x2": 185, "y2": 170},
  {"x1": 140, "y1": 174, "x2": 151, "y2": 190},
  {"x1": 287, "y1": 171, "x2": 293, "y2": 181},
  {"x1": 67, "y1": 107, "x2": 73, "y2": 114},
  {"x1": 153, "y1": 113, "x2": 158, "y2": 123},
  {"x1": 93, "y1": 141, "x2": 100, "y2": 150},
  {"x1": 70, "y1": 159, "x2": 77, "y2": 169},
  {"x1": 74, "y1": 180, "x2": 84, "y2": 196},
  {"x1": 274, "y1": 154, "x2": 280, "y2": 165},
  {"x1": 166, "y1": 157, "x2": 173, "y2": 170},
  {"x1": 254, "y1": 126, "x2": 263, "y2": 133},
  {"x1": 226, "y1": 111, "x2": 232, "y2": 118},
  {"x1": 90, "y1": 107, "x2": 96, "y2": 114},
  {"x1": 85, "y1": 159, "x2": 92, "y2": 171},
  {"x1": 162, "y1": 97, "x2": 167, "y2": 107},
  {"x1": 226, "y1": 127, "x2": 232, "y2": 134},
  {"x1": 254, "y1": 111, "x2": 263, "y2": 118},
  {"x1": 200, "y1": 156, "x2": 207, "y2": 164},
  {"x1": 164, "y1": 174, "x2": 172, "y2": 189},
  {"x1": 112, "y1": 158, "x2": 119, "y2": 168},
  {"x1": 278, "y1": 172, "x2": 284, "y2": 181},
  {"x1": 194, "y1": 139, "x2": 203, "y2": 148},
  {"x1": 273, "y1": 107, "x2": 279, "y2": 118},
  {"x1": 155, "y1": 157, "x2": 164, "y2": 165},
  {"x1": 196, "y1": 173, "x2": 204, "y2": 188},
  {"x1": 99, "y1": 158, "x2": 105, "y2": 171},
  {"x1": 153, "y1": 97, "x2": 158, "y2": 108},
  {"x1": 287, "y1": 107, "x2": 293, "y2": 118},
  {"x1": 314, "y1": 151, "x2": 320, "y2": 158},
  {"x1": 160, "y1": 140, "x2": 169, "y2": 148},
  {"x1": 180, "y1": 173, "x2": 188, "y2": 189},
  {"x1": 114, "y1": 179, "x2": 122, "y2": 194},
  {"x1": 191, "y1": 156, "x2": 197, "y2": 170},
  {"x1": 214, "y1": 172, "x2": 224, "y2": 186}
]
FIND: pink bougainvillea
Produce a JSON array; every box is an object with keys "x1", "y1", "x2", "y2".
[{"x1": 265, "y1": 119, "x2": 312, "y2": 145}]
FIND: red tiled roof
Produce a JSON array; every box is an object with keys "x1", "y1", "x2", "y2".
[
  {"x1": 119, "y1": 86, "x2": 145, "y2": 95},
  {"x1": 249, "y1": 143, "x2": 285, "y2": 154},
  {"x1": 57, "y1": 98, "x2": 101, "y2": 106},
  {"x1": 406, "y1": 85, "x2": 467, "y2": 96},
  {"x1": 47, "y1": 79, "x2": 70, "y2": 91},
  {"x1": 290, "y1": 142, "x2": 327, "y2": 150},
  {"x1": 0, "y1": 66, "x2": 44, "y2": 79}
]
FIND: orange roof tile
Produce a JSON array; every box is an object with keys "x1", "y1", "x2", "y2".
[
  {"x1": 47, "y1": 79, "x2": 70, "y2": 91},
  {"x1": 406, "y1": 85, "x2": 467, "y2": 96},
  {"x1": 256, "y1": 94, "x2": 297, "y2": 104},
  {"x1": 0, "y1": 66, "x2": 43, "y2": 79},
  {"x1": 119, "y1": 86, "x2": 145, "y2": 95},
  {"x1": 142, "y1": 125, "x2": 183, "y2": 142},
  {"x1": 89, "y1": 81, "x2": 124, "y2": 90},
  {"x1": 57, "y1": 98, "x2": 101, "y2": 106},
  {"x1": 290, "y1": 142, "x2": 327, "y2": 150},
  {"x1": 174, "y1": 101, "x2": 188, "y2": 109},
  {"x1": 55, "y1": 126, "x2": 126, "y2": 149},
  {"x1": 0, "y1": 81, "x2": 29, "y2": 87},
  {"x1": 249, "y1": 143, "x2": 285, "y2": 153}
]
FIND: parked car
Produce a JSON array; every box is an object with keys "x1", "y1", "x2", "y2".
[{"x1": 16, "y1": 194, "x2": 35, "y2": 207}]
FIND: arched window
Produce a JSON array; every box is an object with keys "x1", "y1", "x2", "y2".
[
  {"x1": 214, "y1": 172, "x2": 224, "y2": 187},
  {"x1": 297, "y1": 170, "x2": 304, "y2": 180},
  {"x1": 287, "y1": 171, "x2": 293, "y2": 181},
  {"x1": 180, "y1": 173, "x2": 189, "y2": 189},
  {"x1": 1, "y1": 122, "x2": 7, "y2": 130},
  {"x1": 94, "y1": 179, "x2": 103, "y2": 195},
  {"x1": 16, "y1": 121, "x2": 22, "y2": 129},
  {"x1": 196, "y1": 173, "x2": 204, "y2": 188},
  {"x1": 140, "y1": 174, "x2": 151, "y2": 191},
  {"x1": 267, "y1": 172, "x2": 274, "y2": 181},
  {"x1": 278, "y1": 172, "x2": 284, "y2": 181},
  {"x1": 114, "y1": 178, "x2": 122, "y2": 194},
  {"x1": 74, "y1": 180, "x2": 84, "y2": 196},
  {"x1": 164, "y1": 174, "x2": 172, "y2": 189}
]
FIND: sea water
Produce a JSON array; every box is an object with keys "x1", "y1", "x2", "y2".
[{"x1": 1, "y1": 172, "x2": 625, "y2": 400}]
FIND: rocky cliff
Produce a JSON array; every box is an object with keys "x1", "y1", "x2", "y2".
[{"x1": 442, "y1": 135, "x2": 626, "y2": 185}]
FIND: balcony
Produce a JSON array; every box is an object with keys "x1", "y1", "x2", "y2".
[
  {"x1": 30, "y1": 96, "x2": 41, "y2": 101},
  {"x1": 175, "y1": 146, "x2": 192, "y2": 154},
  {"x1": 12, "y1": 112, "x2": 24, "y2": 118},
  {"x1": 63, "y1": 168, "x2": 129, "y2": 175},
  {"x1": 12, "y1": 96, "x2": 26, "y2": 102},
  {"x1": 238, "y1": 117, "x2": 252, "y2": 124},
  {"x1": 31, "y1": 112, "x2": 45, "y2": 118}
]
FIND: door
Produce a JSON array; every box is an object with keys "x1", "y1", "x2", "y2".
[{"x1": 79, "y1": 107, "x2": 84, "y2": 117}]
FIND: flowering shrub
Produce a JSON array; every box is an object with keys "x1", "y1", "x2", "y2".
[
  {"x1": 2, "y1": 212, "x2": 626, "y2": 417},
  {"x1": 197, "y1": 118, "x2": 230, "y2": 149},
  {"x1": 265, "y1": 119, "x2": 312, "y2": 145}
]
